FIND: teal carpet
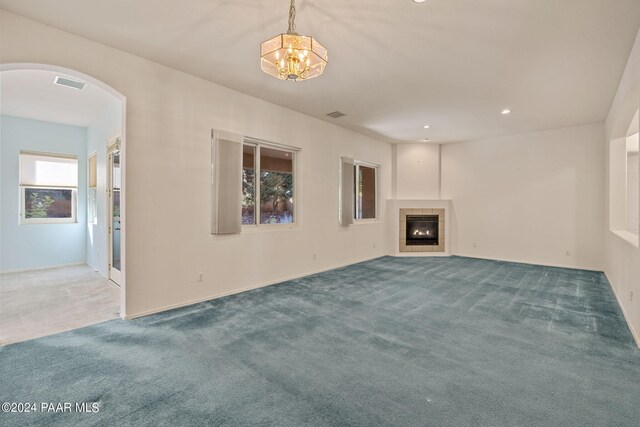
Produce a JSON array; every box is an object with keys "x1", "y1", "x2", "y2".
[{"x1": 1, "y1": 256, "x2": 639, "y2": 426}]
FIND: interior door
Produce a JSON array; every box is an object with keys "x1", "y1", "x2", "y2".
[{"x1": 108, "y1": 144, "x2": 122, "y2": 286}]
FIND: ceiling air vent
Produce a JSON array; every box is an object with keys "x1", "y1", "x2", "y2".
[
  {"x1": 53, "y1": 76, "x2": 86, "y2": 90},
  {"x1": 326, "y1": 111, "x2": 346, "y2": 119}
]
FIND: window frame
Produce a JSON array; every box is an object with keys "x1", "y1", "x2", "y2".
[
  {"x1": 353, "y1": 160, "x2": 380, "y2": 223},
  {"x1": 20, "y1": 186, "x2": 78, "y2": 225},
  {"x1": 242, "y1": 138, "x2": 299, "y2": 231},
  {"x1": 19, "y1": 151, "x2": 79, "y2": 225}
]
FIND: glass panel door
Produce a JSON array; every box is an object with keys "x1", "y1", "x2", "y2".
[{"x1": 108, "y1": 148, "x2": 122, "y2": 285}]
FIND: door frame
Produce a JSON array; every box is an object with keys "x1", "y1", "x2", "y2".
[{"x1": 107, "y1": 137, "x2": 123, "y2": 286}]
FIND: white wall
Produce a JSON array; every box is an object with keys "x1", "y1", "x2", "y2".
[
  {"x1": 441, "y1": 123, "x2": 605, "y2": 270},
  {"x1": 0, "y1": 115, "x2": 87, "y2": 272},
  {"x1": 86, "y1": 101, "x2": 122, "y2": 277},
  {"x1": 0, "y1": 10, "x2": 391, "y2": 318},
  {"x1": 393, "y1": 144, "x2": 440, "y2": 199},
  {"x1": 604, "y1": 27, "x2": 640, "y2": 345}
]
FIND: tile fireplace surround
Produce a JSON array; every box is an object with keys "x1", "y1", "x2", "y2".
[
  {"x1": 386, "y1": 200, "x2": 452, "y2": 256},
  {"x1": 400, "y1": 208, "x2": 445, "y2": 253}
]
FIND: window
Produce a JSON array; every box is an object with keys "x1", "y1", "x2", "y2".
[
  {"x1": 19, "y1": 152, "x2": 78, "y2": 224},
  {"x1": 339, "y1": 158, "x2": 380, "y2": 225},
  {"x1": 609, "y1": 105, "x2": 639, "y2": 246},
  {"x1": 627, "y1": 133, "x2": 639, "y2": 235},
  {"x1": 355, "y1": 163, "x2": 377, "y2": 220},
  {"x1": 88, "y1": 153, "x2": 97, "y2": 224},
  {"x1": 242, "y1": 142, "x2": 296, "y2": 225}
]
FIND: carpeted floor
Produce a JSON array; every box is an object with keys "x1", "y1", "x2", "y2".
[{"x1": 1, "y1": 256, "x2": 639, "y2": 426}]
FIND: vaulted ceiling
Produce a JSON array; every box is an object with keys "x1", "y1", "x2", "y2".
[{"x1": 1, "y1": 0, "x2": 639, "y2": 143}]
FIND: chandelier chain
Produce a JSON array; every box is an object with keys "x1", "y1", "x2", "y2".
[{"x1": 287, "y1": 0, "x2": 296, "y2": 34}]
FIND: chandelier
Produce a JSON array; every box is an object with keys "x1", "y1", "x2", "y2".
[{"x1": 260, "y1": 0, "x2": 328, "y2": 81}]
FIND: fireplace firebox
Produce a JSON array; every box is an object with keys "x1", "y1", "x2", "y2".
[{"x1": 406, "y1": 215, "x2": 439, "y2": 246}]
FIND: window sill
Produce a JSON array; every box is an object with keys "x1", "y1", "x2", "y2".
[
  {"x1": 610, "y1": 229, "x2": 639, "y2": 248},
  {"x1": 20, "y1": 220, "x2": 78, "y2": 225},
  {"x1": 352, "y1": 219, "x2": 383, "y2": 225},
  {"x1": 241, "y1": 223, "x2": 299, "y2": 233}
]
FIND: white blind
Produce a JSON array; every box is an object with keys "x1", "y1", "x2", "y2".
[
  {"x1": 211, "y1": 130, "x2": 242, "y2": 235},
  {"x1": 20, "y1": 152, "x2": 78, "y2": 188}
]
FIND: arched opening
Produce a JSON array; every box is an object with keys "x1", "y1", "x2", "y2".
[{"x1": 0, "y1": 63, "x2": 127, "y2": 344}]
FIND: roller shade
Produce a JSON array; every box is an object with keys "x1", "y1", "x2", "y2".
[
  {"x1": 20, "y1": 152, "x2": 78, "y2": 188},
  {"x1": 88, "y1": 154, "x2": 97, "y2": 188},
  {"x1": 212, "y1": 130, "x2": 243, "y2": 235},
  {"x1": 340, "y1": 157, "x2": 354, "y2": 226}
]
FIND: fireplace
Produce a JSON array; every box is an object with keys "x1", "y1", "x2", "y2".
[
  {"x1": 399, "y1": 208, "x2": 445, "y2": 253},
  {"x1": 406, "y1": 215, "x2": 439, "y2": 246}
]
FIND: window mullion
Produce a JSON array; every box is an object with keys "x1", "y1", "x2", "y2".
[
  {"x1": 255, "y1": 145, "x2": 261, "y2": 226},
  {"x1": 353, "y1": 165, "x2": 360, "y2": 220}
]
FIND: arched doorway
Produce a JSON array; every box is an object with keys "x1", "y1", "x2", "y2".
[{"x1": 0, "y1": 63, "x2": 127, "y2": 344}]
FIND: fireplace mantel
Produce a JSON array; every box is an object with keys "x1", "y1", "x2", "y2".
[{"x1": 386, "y1": 199, "x2": 452, "y2": 257}]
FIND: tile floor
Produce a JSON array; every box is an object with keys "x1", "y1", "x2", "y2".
[{"x1": 0, "y1": 264, "x2": 120, "y2": 345}]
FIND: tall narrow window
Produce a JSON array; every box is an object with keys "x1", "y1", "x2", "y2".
[
  {"x1": 88, "y1": 153, "x2": 97, "y2": 224},
  {"x1": 242, "y1": 142, "x2": 296, "y2": 226},
  {"x1": 354, "y1": 163, "x2": 378, "y2": 220},
  {"x1": 20, "y1": 152, "x2": 78, "y2": 224},
  {"x1": 627, "y1": 133, "x2": 639, "y2": 235},
  {"x1": 260, "y1": 147, "x2": 294, "y2": 224}
]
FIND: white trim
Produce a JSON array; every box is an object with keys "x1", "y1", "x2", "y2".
[
  {"x1": 122, "y1": 255, "x2": 383, "y2": 320},
  {"x1": 0, "y1": 262, "x2": 85, "y2": 275},
  {"x1": 604, "y1": 271, "x2": 640, "y2": 348},
  {"x1": 610, "y1": 229, "x2": 640, "y2": 248},
  {"x1": 448, "y1": 253, "x2": 603, "y2": 272}
]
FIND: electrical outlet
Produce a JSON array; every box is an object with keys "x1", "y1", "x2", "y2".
[
  {"x1": 472, "y1": 243, "x2": 477, "y2": 248},
  {"x1": 565, "y1": 250, "x2": 570, "y2": 256},
  {"x1": 313, "y1": 253, "x2": 317, "y2": 261},
  {"x1": 631, "y1": 292, "x2": 634, "y2": 303},
  {"x1": 197, "y1": 272, "x2": 204, "y2": 283},
  {"x1": 373, "y1": 243, "x2": 376, "y2": 249}
]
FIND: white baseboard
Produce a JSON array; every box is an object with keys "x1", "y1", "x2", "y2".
[
  {"x1": 122, "y1": 255, "x2": 384, "y2": 320},
  {"x1": 604, "y1": 272, "x2": 640, "y2": 348},
  {"x1": 0, "y1": 262, "x2": 86, "y2": 274},
  {"x1": 450, "y1": 253, "x2": 603, "y2": 272}
]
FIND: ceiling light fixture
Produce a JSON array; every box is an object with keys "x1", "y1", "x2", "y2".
[
  {"x1": 260, "y1": 0, "x2": 328, "y2": 81},
  {"x1": 413, "y1": 0, "x2": 428, "y2": 3},
  {"x1": 423, "y1": 125, "x2": 431, "y2": 129},
  {"x1": 501, "y1": 109, "x2": 512, "y2": 115}
]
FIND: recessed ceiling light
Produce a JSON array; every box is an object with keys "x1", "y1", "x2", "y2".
[
  {"x1": 423, "y1": 125, "x2": 431, "y2": 129},
  {"x1": 418, "y1": 138, "x2": 430, "y2": 142},
  {"x1": 501, "y1": 109, "x2": 512, "y2": 115},
  {"x1": 413, "y1": 0, "x2": 427, "y2": 3}
]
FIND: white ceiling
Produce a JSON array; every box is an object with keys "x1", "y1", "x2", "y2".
[
  {"x1": 1, "y1": 0, "x2": 639, "y2": 142},
  {"x1": 0, "y1": 69, "x2": 117, "y2": 127}
]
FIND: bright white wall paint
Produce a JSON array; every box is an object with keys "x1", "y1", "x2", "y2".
[
  {"x1": 0, "y1": 115, "x2": 87, "y2": 272},
  {"x1": 441, "y1": 123, "x2": 605, "y2": 270},
  {"x1": 86, "y1": 101, "x2": 121, "y2": 277},
  {"x1": 393, "y1": 144, "x2": 440, "y2": 199},
  {"x1": 604, "y1": 27, "x2": 640, "y2": 345},
  {"x1": 0, "y1": 10, "x2": 391, "y2": 318}
]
